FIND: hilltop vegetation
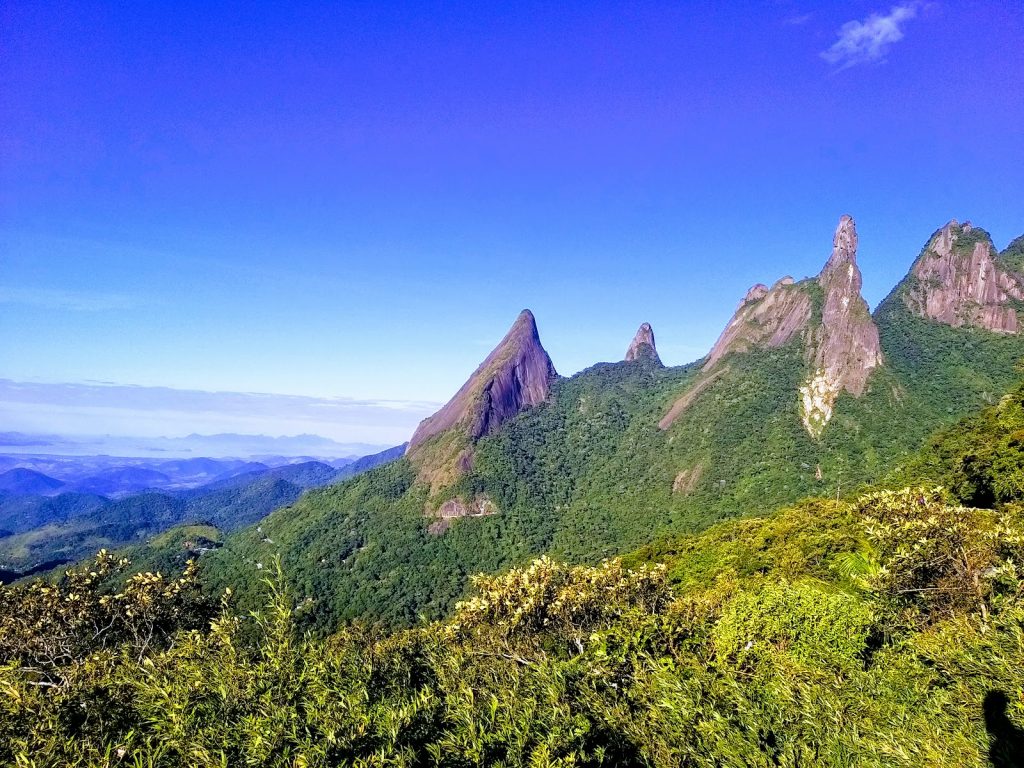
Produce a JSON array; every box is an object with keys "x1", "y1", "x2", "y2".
[{"x1": 4, "y1": 452, "x2": 1024, "y2": 764}]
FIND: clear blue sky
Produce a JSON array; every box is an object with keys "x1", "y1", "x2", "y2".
[{"x1": 1, "y1": 1, "x2": 1022, "y2": 443}]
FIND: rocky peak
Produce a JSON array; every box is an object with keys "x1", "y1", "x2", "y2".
[
  {"x1": 743, "y1": 283, "x2": 769, "y2": 303},
  {"x1": 695, "y1": 215, "x2": 882, "y2": 438},
  {"x1": 801, "y1": 215, "x2": 883, "y2": 436},
  {"x1": 624, "y1": 322, "x2": 662, "y2": 364},
  {"x1": 407, "y1": 309, "x2": 557, "y2": 490},
  {"x1": 823, "y1": 214, "x2": 857, "y2": 272},
  {"x1": 703, "y1": 278, "x2": 812, "y2": 371},
  {"x1": 899, "y1": 220, "x2": 1024, "y2": 334}
]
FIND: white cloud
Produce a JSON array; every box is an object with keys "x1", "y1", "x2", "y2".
[
  {"x1": 0, "y1": 379, "x2": 441, "y2": 445},
  {"x1": 821, "y1": 4, "x2": 920, "y2": 69}
]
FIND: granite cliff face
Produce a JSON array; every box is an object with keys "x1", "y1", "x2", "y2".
[
  {"x1": 898, "y1": 221, "x2": 1024, "y2": 334},
  {"x1": 625, "y1": 323, "x2": 662, "y2": 364},
  {"x1": 407, "y1": 309, "x2": 557, "y2": 492},
  {"x1": 703, "y1": 275, "x2": 811, "y2": 370},
  {"x1": 666, "y1": 215, "x2": 882, "y2": 437},
  {"x1": 800, "y1": 215, "x2": 883, "y2": 435}
]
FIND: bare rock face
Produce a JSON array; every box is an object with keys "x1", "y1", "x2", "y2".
[
  {"x1": 704, "y1": 281, "x2": 813, "y2": 370},
  {"x1": 672, "y1": 463, "x2": 704, "y2": 494},
  {"x1": 683, "y1": 215, "x2": 882, "y2": 438},
  {"x1": 407, "y1": 309, "x2": 557, "y2": 490},
  {"x1": 625, "y1": 322, "x2": 662, "y2": 364},
  {"x1": 901, "y1": 220, "x2": 1024, "y2": 334},
  {"x1": 800, "y1": 215, "x2": 884, "y2": 435}
]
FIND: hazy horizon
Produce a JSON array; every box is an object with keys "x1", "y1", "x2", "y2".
[{"x1": 3, "y1": 2, "x2": 1022, "y2": 442}]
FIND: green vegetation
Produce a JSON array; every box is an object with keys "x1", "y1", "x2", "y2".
[
  {"x1": 0, "y1": 456, "x2": 401, "y2": 576},
  {"x1": 205, "y1": 296, "x2": 1024, "y2": 629},
  {"x1": 4, "y1": 479, "x2": 1024, "y2": 766},
  {"x1": 1000, "y1": 234, "x2": 1024, "y2": 275},
  {"x1": 7, "y1": 370, "x2": 1024, "y2": 764}
]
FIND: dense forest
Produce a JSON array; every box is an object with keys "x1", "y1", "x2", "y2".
[{"x1": 4, "y1": 379, "x2": 1024, "y2": 765}]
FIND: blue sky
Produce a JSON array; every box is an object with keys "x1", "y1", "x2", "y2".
[{"x1": 1, "y1": 1, "x2": 1022, "y2": 444}]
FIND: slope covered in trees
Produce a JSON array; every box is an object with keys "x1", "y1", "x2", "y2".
[
  {"x1": 0, "y1": 447, "x2": 405, "y2": 579},
  {"x1": 205, "y1": 280, "x2": 1024, "y2": 628},
  {"x1": 5, "y1": 408, "x2": 1024, "y2": 765}
]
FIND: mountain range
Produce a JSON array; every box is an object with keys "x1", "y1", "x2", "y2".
[
  {"x1": 7, "y1": 215, "x2": 1024, "y2": 766},
  {"x1": 0, "y1": 445, "x2": 406, "y2": 578},
  {"x1": 0, "y1": 431, "x2": 388, "y2": 459},
  {"x1": 200, "y1": 216, "x2": 1024, "y2": 628}
]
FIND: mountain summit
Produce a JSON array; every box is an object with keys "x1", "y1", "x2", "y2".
[
  {"x1": 624, "y1": 323, "x2": 661, "y2": 364},
  {"x1": 802, "y1": 214, "x2": 884, "y2": 432},
  {"x1": 668, "y1": 215, "x2": 881, "y2": 436},
  {"x1": 407, "y1": 309, "x2": 557, "y2": 491},
  {"x1": 895, "y1": 220, "x2": 1024, "y2": 334}
]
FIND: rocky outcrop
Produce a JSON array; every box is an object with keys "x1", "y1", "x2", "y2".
[
  {"x1": 799, "y1": 215, "x2": 884, "y2": 436},
  {"x1": 704, "y1": 280, "x2": 813, "y2": 370},
  {"x1": 625, "y1": 322, "x2": 662, "y2": 364},
  {"x1": 900, "y1": 221, "x2": 1024, "y2": 334},
  {"x1": 670, "y1": 215, "x2": 882, "y2": 438},
  {"x1": 407, "y1": 309, "x2": 557, "y2": 490},
  {"x1": 425, "y1": 494, "x2": 499, "y2": 534},
  {"x1": 672, "y1": 463, "x2": 704, "y2": 495}
]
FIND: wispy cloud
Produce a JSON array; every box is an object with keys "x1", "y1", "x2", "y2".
[
  {"x1": 784, "y1": 13, "x2": 813, "y2": 26},
  {"x1": 0, "y1": 286, "x2": 140, "y2": 311},
  {"x1": 0, "y1": 379, "x2": 441, "y2": 446},
  {"x1": 821, "y1": 4, "x2": 920, "y2": 69}
]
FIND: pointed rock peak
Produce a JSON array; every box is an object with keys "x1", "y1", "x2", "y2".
[
  {"x1": 822, "y1": 215, "x2": 859, "y2": 274},
  {"x1": 407, "y1": 309, "x2": 557, "y2": 490},
  {"x1": 699, "y1": 214, "x2": 881, "y2": 438},
  {"x1": 625, "y1": 322, "x2": 662, "y2": 364},
  {"x1": 901, "y1": 220, "x2": 1022, "y2": 334},
  {"x1": 803, "y1": 213, "x2": 882, "y2": 435},
  {"x1": 743, "y1": 283, "x2": 769, "y2": 304},
  {"x1": 511, "y1": 308, "x2": 538, "y2": 333}
]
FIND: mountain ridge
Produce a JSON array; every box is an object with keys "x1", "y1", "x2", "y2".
[
  {"x1": 406, "y1": 309, "x2": 557, "y2": 494},
  {"x1": 108, "y1": 216, "x2": 1024, "y2": 631}
]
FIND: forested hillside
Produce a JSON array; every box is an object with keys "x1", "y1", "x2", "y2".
[
  {"x1": 204, "y1": 221, "x2": 1024, "y2": 629},
  {"x1": 5, "y1": 379, "x2": 1024, "y2": 765},
  {"x1": 0, "y1": 446, "x2": 405, "y2": 580}
]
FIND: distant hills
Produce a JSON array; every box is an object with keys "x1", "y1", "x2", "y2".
[
  {"x1": 0, "y1": 468, "x2": 65, "y2": 496},
  {"x1": 0, "y1": 431, "x2": 388, "y2": 459},
  {"x1": 0, "y1": 444, "x2": 406, "y2": 578}
]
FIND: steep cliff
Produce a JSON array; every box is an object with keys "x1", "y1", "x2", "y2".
[
  {"x1": 896, "y1": 221, "x2": 1024, "y2": 334},
  {"x1": 624, "y1": 323, "x2": 662, "y2": 364},
  {"x1": 407, "y1": 309, "x2": 557, "y2": 492},
  {"x1": 800, "y1": 215, "x2": 884, "y2": 435},
  {"x1": 665, "y1": 215, "x2": 882, "y2": 436}
]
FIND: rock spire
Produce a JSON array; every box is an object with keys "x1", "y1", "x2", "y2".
[
  {"x1": 624, "y1": 322, "x2": 662, "y2": 364},
  {"x1": 407, "y1": 310, "x2": 557, "y2": 491},
  {"x1": 672, "y1": 215, "x2": 882, "y2": 438}
]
